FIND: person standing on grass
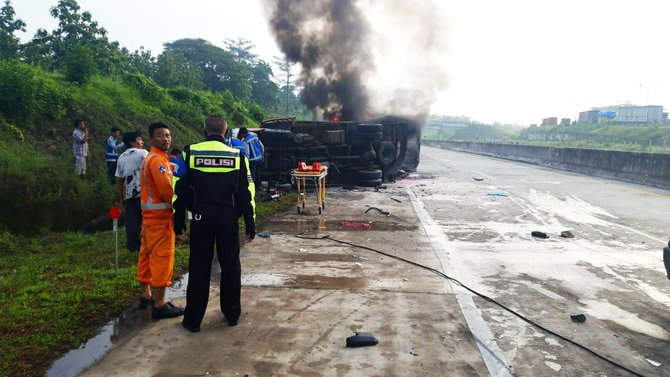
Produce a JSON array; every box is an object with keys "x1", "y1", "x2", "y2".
[
  {"x1": 137, "y1": 122, "x2": 184, "y2": 319},
  {"x1": 115, "y1": 131, "x2": 147, "y2": 253},
  {"x1": 174, "y1": 115, "x2": 255, "y2": 332},
  {"x1": 72, "y1": 119, "x2": 90, "y2": 180},
  {"x1": 106, "y1": 127, "x2": 124, "y2": 185}
]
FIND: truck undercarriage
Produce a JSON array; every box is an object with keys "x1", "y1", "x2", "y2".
[{"x1": 256, "y1": 116, "x2": 421, "y2": 186}]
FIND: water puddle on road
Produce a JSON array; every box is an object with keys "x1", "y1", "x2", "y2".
[{"x1": 46, "y1": 274, "x2": 189, "y2": 377}]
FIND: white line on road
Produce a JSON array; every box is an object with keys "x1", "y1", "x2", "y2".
[{"x1": 408, "y1": 188, "x2": 514, "y2": 377}]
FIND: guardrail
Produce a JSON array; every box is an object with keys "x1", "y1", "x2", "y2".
[{"x1": 424, "y1": 140, "x2": 670, "y2": 190}]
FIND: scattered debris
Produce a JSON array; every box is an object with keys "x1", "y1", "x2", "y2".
[
  {"x1": 390, "y1": 197, "x2": 402, "y2": 203},
  {"x1": 299, "y1": 248, "x2": 307, "y2": 252},
  {"x1": 487, "y1": 191, "x2": 508, "y2": 197},
  {"x1": 531, "y1": 231, "x2": 549, "y2": 239},
  {"x1": 365, "y1": 207, "x2": 390, "y2": 216},
  {"x1": 339, "y1": 221, "x2": 371, "y2": 230},
  {"x1": 256, "y1": 232, "x2": 270, "y2": 238},
  {"x1": 473, "y1": 177, "x2": 484, "y2": 181},
  {"x1": 346, "y1": 332, "x2": 378, "y2": 348},
  {"x1": 646, "y1": 359, "x2": 662, "y2": 367},
  {"x1": 560, "y1": 230, "x2": 574, "y2": 238},
  {"x1": 570, "y1": 314, "x2": 587, "y2": 323}
]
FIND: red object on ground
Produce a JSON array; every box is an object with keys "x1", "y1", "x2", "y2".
[
  {"x1": 108, "y1": 207, "x2": 122, "y2": 219},
  {"x1": 339, "y1": 221, "x2": 371, "y2": 230}
]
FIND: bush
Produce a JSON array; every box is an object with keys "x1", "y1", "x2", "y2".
[
  {"x1": 0, "y1": 137, "x2": 113, "y2": 233},
  {"x1": 0, "y1": 60, "x2": 72, "y2": 124}
]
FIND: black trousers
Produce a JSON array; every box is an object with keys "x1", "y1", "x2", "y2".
[
  {"x1": 184, "y1": 211, "x2": 241, "y2": 327},
  {"x1": 106, "y1": 161, "x2": 117, "y2": 185},
  {"x1": 250, "y1": 161, "x2": 261, "y2": 186},
  {"x1": 124, "y1": 198, "x2": 142, "y2": 252}
]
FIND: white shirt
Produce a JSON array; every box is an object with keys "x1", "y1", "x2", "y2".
[{"x1": 115, "y1": 148, "x2": 148, "y2": 199}]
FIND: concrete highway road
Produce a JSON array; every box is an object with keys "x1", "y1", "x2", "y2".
[
  {"x1": 405, "y1": 146, "x2": 670, "y2": 376},
  {"x1": 76, "y1": 146, "x2": 669, "y2": 377}
]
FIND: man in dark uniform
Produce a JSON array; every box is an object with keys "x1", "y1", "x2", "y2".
[{"x1": 174, "y1": 115, "x2": 256, "y2": 333}]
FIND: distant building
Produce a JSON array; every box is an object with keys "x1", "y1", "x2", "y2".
[
  {"x1": 560, "y1": 118, "x2": 571, "y2": 126},
  {"x1": 578, "y1": 105, "x2": 667, "y2": 124},
  {"x1": 541, "y1": 117, "x2": 558, "y2": 126}
]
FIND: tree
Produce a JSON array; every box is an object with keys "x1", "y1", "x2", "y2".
[
  {"x1": 273, "y1": 56, "x2": 299, "y2": 116},
  {"x1": 249, "y1": 61, "x2": 279, "y2": 109},
  {"x1": 164, "y1": 38, "x2": 252, "y2": 100},
  {"x1": 22, "y1": 0, "x2": 124, "y2": 79},
  {"x1": 224, "y1": 38, "x2": 257, "y2": 65},
  {"x1": 0, "y1": 0, "x2": 25, "y2": 59},
  {"x1": 155, "y1": 50, "x2": 203, "y2": 89}
]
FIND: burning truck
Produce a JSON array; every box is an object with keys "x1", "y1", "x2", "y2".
[{"x1": 255, "y1": 115, "x2": 421, "y2": 186}]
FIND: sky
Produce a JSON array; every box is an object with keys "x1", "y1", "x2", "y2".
[{"x1": 13, "y1": 0, "x2": 670, "y2": 125}]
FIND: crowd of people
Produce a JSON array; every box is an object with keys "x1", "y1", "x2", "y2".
[{"x1": 72, "y1": 116, "x2": 262, "y2": 331}]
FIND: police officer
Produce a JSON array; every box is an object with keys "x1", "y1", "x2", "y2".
[{"x1": 174, "y1": 115, "x2": 256, "y2": 333}]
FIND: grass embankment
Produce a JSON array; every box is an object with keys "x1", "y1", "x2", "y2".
[{"x1": 0, "y1": 193, "x2": 295, "y2": 377}]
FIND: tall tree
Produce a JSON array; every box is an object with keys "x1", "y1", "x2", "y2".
[
  {"x1": 273, "y1": 56, "x2": 299, "y2": 116},
  {"x1": 155, "y1": 50, "x2": 203, "y2": 89},
  {"x1": 249, "y1": 60, "x2": 279, "y2": 109},
  {"x1": 164, "y1": 38, "x2": 251, "y2": 100},
  {"x1": 0, "y1": 0, "x2": 25, "y2": 59},
  {"x1": 224, "y1": 38, "x2": 257, "y2": 65},
  {"x1": 22, "y1": 0, "x2": 124, "y2": 81}
]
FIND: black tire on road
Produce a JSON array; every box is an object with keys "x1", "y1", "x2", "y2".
[
  {"x1": 358, "y1": 169, "x2": 382, "y2": 180},
  {"x1": 355, "y1": 131, "x2": 383, "y2": 141},
  {"x1": 357, "y1": 123, "x2": 383, "y2": 133},
  {"x1": 375, "y1": 141, "x2": 396, "y2": 166},
  {"x1": 358, "y1": 178, "x2": 383, "y2": 187}
]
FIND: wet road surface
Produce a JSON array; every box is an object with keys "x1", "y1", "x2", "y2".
[{"x1": 69, "y1": 146, "x2": 669, "y2": 376}]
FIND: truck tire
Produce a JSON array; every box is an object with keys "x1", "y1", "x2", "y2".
[
  {"x1": 375, "y1": 141, "x2": 396, "y2": 166},
  {"x1": 357, "y1": 123, "x2": 383, "y2": 133},
  {"x1": 358, "y1": 178, "x2": 382, "y2": 187},
  {"x1": 358, "y1": 169, "x2": 382, "y2": 180},
  {"x1": 356, "y1": 131, "x2": 383, "y2": 141},
  {"x1": 262, "y1": 129, "x2": 294, "y2": 142}
]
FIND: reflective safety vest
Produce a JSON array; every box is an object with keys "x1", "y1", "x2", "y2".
[
  {"x1": 242, "y1": 133, "x2": 264, "y2": 163},
  {"x1": 140, "y1": 147, "x2": 173, "y2": 223},
  {"x1": 185, "y1": 138, "x2": 255, "y2": 216},
  {"x1": 225, "y1": 136, "x2": 248, "y2": 157}
]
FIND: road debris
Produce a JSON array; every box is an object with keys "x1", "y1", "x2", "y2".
[
  {"x1": 365, "y1": 207, "x2": 390, "y2": 216},
  {"x1": 531, "y1": 231, "x2": 549, "y2": 239},
  {"x1": 560, "y1": 230, "x2": 574, "y2": 238},
  {"x1": 346, "y1": 332, "x2": 378, "y2": 348},
  {"x1": 646, "y1": 358, "x2": 661, "y2": 367},
  {"x1": 390, "y1": 197, "x2": 402, "y2": 203},
  {"x1": 257, "y1": 232, "x2": 270, "y2": 238},
  {"x1": 339, "y1": 221, "x2": 371, "y2": 230},
  {"x1": 487, "y1": 191, "x2": 508, "y2": 197},
  {"x1": 473, "y1": 177, "x2": 484, "y2": 181},
  {"x1": 570, "y1": 314, "x2": 587, "y2": 323}
]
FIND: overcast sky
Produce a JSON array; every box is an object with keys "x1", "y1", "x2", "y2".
[{"x1": 14, "y1": 0, "x2": 670, "y2": 125}]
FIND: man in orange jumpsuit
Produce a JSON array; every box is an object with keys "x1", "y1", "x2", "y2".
[{"x1": 137, "y1": 122, "x2": 184, "y2": 319}]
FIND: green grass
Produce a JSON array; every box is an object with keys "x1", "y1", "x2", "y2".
[{"x1": 0, "y1": 193, "x2": 295, "y2": 377}]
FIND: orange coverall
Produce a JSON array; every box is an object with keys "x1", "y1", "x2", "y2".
[{"x1": 136, "y1": 147, "x2": 175, "y2": 287}]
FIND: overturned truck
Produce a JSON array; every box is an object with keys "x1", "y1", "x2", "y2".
[{"x1": 256, "y1": 116, "x2": 421, "y2": 186}]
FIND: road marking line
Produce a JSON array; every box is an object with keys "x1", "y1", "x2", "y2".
[{"x1": 408, "y1": 188, "x2": 514, "y2": 377}]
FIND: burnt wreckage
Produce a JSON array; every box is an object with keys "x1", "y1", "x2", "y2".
[{"x1": 256, "y1": 116, "x2": 421, "y2": 186}]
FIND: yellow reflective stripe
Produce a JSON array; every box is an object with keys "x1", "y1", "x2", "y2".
[
  {"x1": 141, "y1": 202, "x2": 171, "y2": 210},
  {"x1": 244, "y1": 157, "x2": 256, "y2": 219}
]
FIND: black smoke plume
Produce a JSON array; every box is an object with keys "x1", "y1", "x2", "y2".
[{"x1": 266, "y1": 0, "x2": 373, "y2": 121}]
